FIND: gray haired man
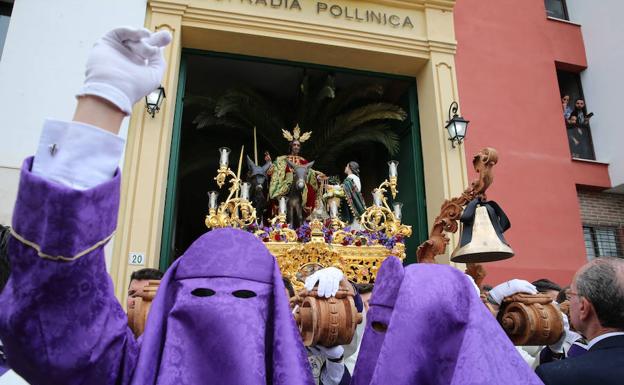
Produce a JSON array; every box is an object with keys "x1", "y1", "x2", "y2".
[{"x1": 536, "y1": 257, "x2": 624, "y2": 385}]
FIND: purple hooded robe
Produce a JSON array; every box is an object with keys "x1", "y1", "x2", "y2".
[
  {"x1": 0, "y1": 158, "x2": 313, "y2": 385},
  {"x1": 350, "y1": 256, "x2": 404, "y2": 385},
  {"x1": 356, "y1": 263, "x2": 543, "y2": 385}
]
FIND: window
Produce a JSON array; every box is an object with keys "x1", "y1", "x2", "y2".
[
  {"x1": 0, "y1": 0, "x2": 13, "y2": 60},
  {"x1": 584, "y1": 226, "x2": 623, "y2": 260},
  {"x1": 558, "y1": 70, "x2": 596, "y2": 160},
  {"x1": 545, "y1": 0, "x2": 569, "y2": 20}
]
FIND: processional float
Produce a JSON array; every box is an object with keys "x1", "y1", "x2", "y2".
[{"x1": 128, "y1": 142, "x2": 563, "y2": 347}]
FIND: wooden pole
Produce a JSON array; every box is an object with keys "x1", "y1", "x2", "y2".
[{"x1": 254, "y1": 127, "x2": 258, "y2": 165}]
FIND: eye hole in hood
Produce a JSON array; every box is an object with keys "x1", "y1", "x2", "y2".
[
  {"x1": 232, "y1": 290, "x2": 257, "y2": 299},
  {"x1": 191, "y1": 288, "x2": 216, "y2": 297},
  {"x1": 371, "y1": 321, "x2": 388, "y2": 333}
]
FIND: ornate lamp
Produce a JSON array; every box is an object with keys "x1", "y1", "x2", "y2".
[
  {"x1": 445, "y1": 101, "x2": 469, "y2": 148},
  {"x1": 145, "y1": 86, "x2": 166, "y2": 118}
]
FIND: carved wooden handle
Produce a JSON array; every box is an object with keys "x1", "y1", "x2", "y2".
[{"x1": 416, "y1": 148, "x2": 498, "y2": 264}]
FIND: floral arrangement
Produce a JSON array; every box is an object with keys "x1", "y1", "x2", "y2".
[
  {"x1": 246, "y1": 220, "x2": 404, "y2": 250},
  {"x1": 322, "y1": 184, "x2": 345, "y2": 200}
]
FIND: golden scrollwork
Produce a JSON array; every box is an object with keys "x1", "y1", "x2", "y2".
[
  {"x1": 268, "y1": 241, "x2": 406, "y2": 290},
  {"x1": 276, "y1": 242, "x2": 345, "y2": 291},
  {"x1": 206, "y1": 164, "x2": 256, "y2": 229},
  {"x1": 360, "y1": 180, "x2": 412, "y2": 239},
  {"x1": 309, "y1": 218, "x2": 325, "y2": 242}
]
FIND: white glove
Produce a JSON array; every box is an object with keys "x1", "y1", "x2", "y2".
[
  {"x1": 77, "y1": 27, "x2": 172, "y2": 115},
  {"x1": 549, "y1": 312, "x2": 581, "y2": 353},
  {"x1": 488, "y1": 279, "x2": 537, "y2": 305},
  {"x1": 304, "y1": 267, "x2": 344, "y2": 298}
]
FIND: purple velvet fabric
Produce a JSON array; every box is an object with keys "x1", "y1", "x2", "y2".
[
  {"x1": 0, "y1": 158, "x2": 135, "y2": 385},
  {"x1": 351, "y1": 256, "x2": 404, "y2": 385},
  {"x1": 133, "y1": 227, "x2": 313, "y2": 385},
  {"x1": 365, "y1": 263, "x2": 543, "y2": 385},
  {"x1": 0, "y1": 158, "x2": 313, "y2": 385}
]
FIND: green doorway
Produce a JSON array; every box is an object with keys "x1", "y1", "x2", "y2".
[{"x1": 160, "y1": 50, "x2": 428, "y2": 269}]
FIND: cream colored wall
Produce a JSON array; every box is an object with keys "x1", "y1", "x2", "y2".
[{"x1": 111, "y1": 0, "x2": 466, "y2": 300}]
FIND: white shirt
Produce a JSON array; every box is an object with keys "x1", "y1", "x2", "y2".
[
  {"x1": 32, "y1": 119, "x2": 125, "y2": 189},
  {"x1": 587, "y1": 331, "x2": 624, "y2": 350},
  {"x1": 346, "y1": 174, "x2": 361, "y2": 192}
]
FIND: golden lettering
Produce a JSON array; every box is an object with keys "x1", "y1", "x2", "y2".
[
  {"x1": 291, "y1": 0, "x2": 301, "y2": 10},
  {"x1": 317, "y1": 1, "x2": 327, "y2": 13}
]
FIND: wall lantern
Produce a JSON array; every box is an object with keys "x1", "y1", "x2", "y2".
[
  {"x1": 145, "y1": 85, "x2": 166, "y2": 118},
  {"x1": 445, "y1": 101, "x2": 469, "y2": 148}
]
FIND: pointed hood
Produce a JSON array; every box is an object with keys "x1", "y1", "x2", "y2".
[{"x1": 132, "y1": 228, "x2": 312, "y2": 385}]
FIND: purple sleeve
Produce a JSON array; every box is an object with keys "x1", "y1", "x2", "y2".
[{"x1": 0, "y1": 157, "x2": 138, "y2": 385}]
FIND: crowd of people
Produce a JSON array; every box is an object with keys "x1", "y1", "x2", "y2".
[
  {"x1": 562, "y1": 94, "x2": 595, "y2": 159},
  {"x1": 0, "y1": 27, "x2": 622, "y2": 384}
]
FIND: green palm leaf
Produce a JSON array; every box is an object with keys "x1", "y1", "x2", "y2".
[{"x1": 314, "y1": 124, "x2": 400, "y2": 169}]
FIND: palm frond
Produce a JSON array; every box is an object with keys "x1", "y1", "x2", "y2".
[
  {"x1": 334, "y1": 103, "x2": 406, "y2": 131},
  {"x1": 297, "y1": 74, "x2": 336, "y2": 129},
  {"x1": 320, "y1": 83, "x2": 384, "y2": 120},
  {"x1": 313, "y1": 124, "x2": 400, "y2": 169},
  {"x1": 308, "y1": 103, "x2": 405, "y2": 155},
  {"x1": 211, "y1": 88, "x2": 287, "y2": 150},
  {"x1": 184, "y1": 95, "x2": 217, "y2": 108}
]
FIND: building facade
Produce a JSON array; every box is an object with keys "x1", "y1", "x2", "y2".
[
  {"x1": 455, "y1": 0, "x2": 623, "y2": 285},
  {"x1": 0, "y1": 0, "x2": 621, "y2": 300}
]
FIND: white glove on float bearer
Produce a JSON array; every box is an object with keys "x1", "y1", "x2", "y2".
[
  {"x1": 488, "y1": 279, "x2": 537, "y2": 305},
  {"x1": 549, "y1": 312, "x2": 582, "y2": 353},
  {"x1": 305, "y1": 267, "x2": 344, "y2": 298},
  {"x1": 77, "y1": 27, "x2": 172, "y2": 115}
]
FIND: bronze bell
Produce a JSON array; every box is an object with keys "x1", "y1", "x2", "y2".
[{"x1": 451, "y1": 205, "x2": 514, "y2": 263}]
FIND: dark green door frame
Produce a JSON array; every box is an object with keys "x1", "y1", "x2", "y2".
[
  {"x1": 159, "y1": 55, "x2": 187, "y2": 271},
  {"x1": 159, "y1": 49, "x2": 428, "y2": 269},
  {"x1": 405, "y1": 84, "x2": 429, "y2": 263}
]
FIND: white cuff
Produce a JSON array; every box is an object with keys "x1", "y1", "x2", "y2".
[{"x1": 32, "y1": 119, "x2": 125, "y2": 190}]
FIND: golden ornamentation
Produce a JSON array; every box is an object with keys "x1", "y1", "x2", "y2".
[
  {"x1": 309, "y1": 218, "x2": 325, "y2": 242},
  {"x1": 359, "y1": 177, "x2": 412, "y2": 239},
  {"x1": 207, "y1": 145, "x2": 410, "y2": 287},
  {"x1": 206, "y1": 164, "x2": 256, "y2": 229},
  {"x1": 267, "y1": 241, "x2": 406, "y2": 291},
  {"x1": 282, "y1": 123, "x2": 312, "y2": 143}
]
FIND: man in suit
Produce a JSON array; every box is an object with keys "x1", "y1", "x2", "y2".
[{"x1": 536, "y1": 256, "x2": 624, "y2": 384}]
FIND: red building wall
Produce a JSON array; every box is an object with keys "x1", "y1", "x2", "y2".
[{"x1": 453, "y1": 0, "x2": 610, "y2": 286}]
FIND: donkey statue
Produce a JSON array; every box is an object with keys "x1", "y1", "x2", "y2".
[
  {"x1": 286, "y1": 159, "x2": 315, "y2": 229},
  {"x1": 246, "y1": 155, "x2": 272, "y2": 225}
]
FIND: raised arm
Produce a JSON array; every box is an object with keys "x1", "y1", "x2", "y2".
[{"x1": 0, "y1": 27, "x2": 171, "y2": 385}]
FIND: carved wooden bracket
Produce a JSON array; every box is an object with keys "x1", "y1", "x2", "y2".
[{"x1": 416, "y1": 147, "x2": 499, "y2": 264}]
